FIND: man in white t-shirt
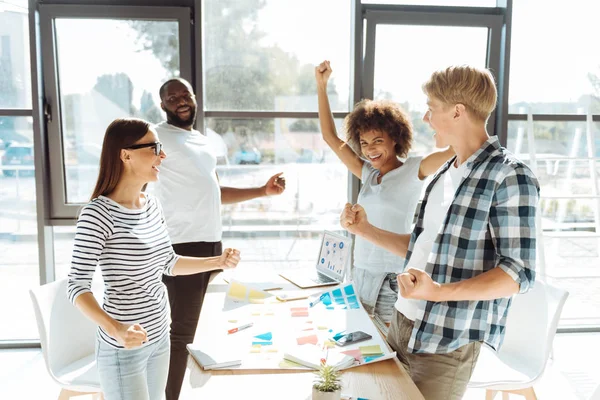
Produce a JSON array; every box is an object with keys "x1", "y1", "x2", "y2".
[
  {"x1": 340, "y1": 66, "x2": 539, "y2": 400},
  {"x1": 154, "y1": 78, "x2": 286, "y2": 400}
]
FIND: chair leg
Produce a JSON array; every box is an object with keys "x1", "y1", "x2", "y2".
[
  {"x1": 485, "y1": 390, "x2": 498, "y2": 400},
  {"x1": 501, "y1": 393, "x2": 510, "y2": 400},
  {"x1": 58, "y1": 389, "x2": 103, "y2": 400}
]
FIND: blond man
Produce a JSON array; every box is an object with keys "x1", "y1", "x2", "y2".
[{"x1": 341, "y1": 66, "x2": 539, "y2": 399}]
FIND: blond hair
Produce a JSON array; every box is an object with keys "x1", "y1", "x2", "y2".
[{"x1": 422, "y1": 66, "x2": 497, "y2": 122}]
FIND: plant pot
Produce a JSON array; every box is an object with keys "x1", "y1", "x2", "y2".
[{"x1": 312, "y1": 387, "x2": 341, "y2": 400}]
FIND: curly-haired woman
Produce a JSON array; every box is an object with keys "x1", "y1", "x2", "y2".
[{"x1": 315, "y1": 60, "x2": 453, "y2": 325}]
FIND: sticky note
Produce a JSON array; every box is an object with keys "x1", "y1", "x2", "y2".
[
  {"x1": 322, "y1": 294, "x2": 332, "y2": 306},
  {"x1": 291, "y1": 311, "x2": 309, "y2": 317},
  {"x1": 229, "y1": 281, "x2": 247, "y2": 299},
  {"x1": 347, "y1": 295, "x2": 358, "y2": 304},
  {"x1": 297, "y1": 334, "x2": 319, "y2": 345},
  {"x1": 254, "y1": 332, "x2": 273, "y2": 341},
  {"x1": 343, "y1": 284, "x2": 355, "y2": 296},
  {"x1": 290, "y1": 307, "x2": 308, "y2": 312},
  {"x1": 349, "y1": 303, "x2": 360, "y2": 310},
  {"x1": 332, "y1": 288, "x2": 343, "y2": 298},
  {"x1": 252, "y1": 341, "x2": 273, "y2": 346},
  {"x1": 265, "y1": 347, "x2": 278, "y2": 353},
  {"x1": 359, "y1": 345, "x2": 383, "y2": 356},
  {"x1": 279, "y1": 359, "x2": 303, "y2": 368},
  {"x1": 334, "y1": 297, "x2": 345, "y2": 305},
  {"x1": 317, "y1": 325, "x2": 328, "y2": 330},
  {"x1": 364, "y1": 354, "x2": 384, "y2": 363},
  {"x1": 250, "y1": 347, "x2": 261, "y2": 353},
  {"x1": 341, "y1": 349, "x2": 363, "y2": 361},
  {"x1": 324, "y1": 340, "x2": 336, "y2": 348},
  {"x1": 249, "y1": 288, "x2": 269, "y2": 300},
  {"x1": 326, "y1": 306, "x2": 334, "y2": 310},
  {"x1": 228, "y1": 319, "x2": 238, "y2": 323}
]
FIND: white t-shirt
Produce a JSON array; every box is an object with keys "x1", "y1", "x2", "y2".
[
  {"x1": 354, "y1": 157, "x2": 423, "y2": 274},
  {"x1": 395, "y1": 159, "x2": 467, "y2": 320},
  {"x1": 152, "y1": 122, "x2": 222, "y2": 244}
]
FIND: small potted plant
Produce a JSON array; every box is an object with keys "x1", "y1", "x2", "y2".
[{"x1": 312, "y1": 359, "x2": 342, "y2": 400}]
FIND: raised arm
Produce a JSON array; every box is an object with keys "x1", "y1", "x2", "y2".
[
  {"x1": 418, "y1": 147, "x2": 455, "y2": 180},
  {"x1": 220, "y1": 172, "x2": 286, "y2": 204},
  {"x1": 340, "y1": 203, "x2": 411, "y2": 258},
  {"x1": 172, "y1": 248, "x2": 240, "y2": 275},
  {"x1": 316, "y1": 60, "x2": 363, "y2": 178}
]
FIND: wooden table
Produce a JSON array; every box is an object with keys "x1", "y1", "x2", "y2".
[{"x1": 179, "y1": 272, "x2": 424, "y2": 400}]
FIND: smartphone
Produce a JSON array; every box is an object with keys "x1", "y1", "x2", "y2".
[{"x1": 334, "y1": 331, "x2": 373, "y2": 347}]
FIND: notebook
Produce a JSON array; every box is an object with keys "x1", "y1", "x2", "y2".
[
  {"x1": 187, "y1": 343, "x2": 242, "y2": 370},
  {"x1": 279, "y1": 230, "x2": 353, "y2": 289},
  {"x1": 283, "y1": 344, "x2": 356, "y2": 370}
]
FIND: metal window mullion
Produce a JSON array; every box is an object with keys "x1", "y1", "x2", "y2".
[{"x1": 508, "y1": 114, "x2": 600, "y2": 122}]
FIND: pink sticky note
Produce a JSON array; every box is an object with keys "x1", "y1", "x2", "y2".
[
  {"x1": 297, "y1": 334, "x2": 319, "y2": 345},
  {"x1": 341, "y1": 349, "x2": 363, "y2": 362},
  {"x1": 291, "y1": 311, "x2": 309, "y2": 317},
  {"x1": 290, "y1": 307, "x2": 308, "y2": 312}
]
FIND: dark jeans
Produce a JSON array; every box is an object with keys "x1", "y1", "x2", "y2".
[{"x1": 163, "y1": 241, "x2": 222, "y2": 400}]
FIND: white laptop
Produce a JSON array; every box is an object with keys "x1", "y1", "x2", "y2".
[{"x1": 279, "y1": 230, "x2": 353, "y2": 289}]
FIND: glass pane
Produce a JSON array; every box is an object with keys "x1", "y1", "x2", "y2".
[
  {"x1": 0, "y1": 117, "x2": 39, "y2": 340},
  {"x1": 362, "y1": 0, "x2": 496, "y2": 5},
  {"x1": 204, "y1": 118, "x2": 348, "y2": 256},
  {"x1": 509, "y1": 0, "x2": 600, "y2": 114},
  {"x1": 373, "y1": 24, "x2": 488, "y2": 155},
  {"x1": 203, "y1": 0, "x2": 351, "y2": 112},
  {"x1": 54, "y1": 18, "x2": 181, "y2": 204},
  {"x1": 0, "y1": 1, "x2": 32, "y2": 109}
]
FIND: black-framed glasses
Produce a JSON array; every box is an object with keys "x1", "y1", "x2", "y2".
[{"x1": 125, "y1": 141, "x2": 162, "y2": 156}]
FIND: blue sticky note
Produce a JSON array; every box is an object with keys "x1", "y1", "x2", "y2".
[
  {"x1": 254, "y1": 332, "x2": 272, "y2": 341},
  {"x1": 364, "y1": 354, "x2": 383, "y2": 363},
  {"x1": 252, "y1": 341, "x2": 272, "y2": 346},
  {"x1": 322, "y1": 294, "x2": 332, "y2": 306},
  {"x1": 332, "y1": 288, "x2": 343, "y2": 298},
  {"x1": 349, "y1": 303, "x2": 360, "y2": 310},
  {"x1": 347, "y1": 295, "x2": 358, "y2": 304},
  {"x1": 334, "y1": 297, "x2": 345, "y2": 305},
  {"x1": 343, "y1": 284, "x2": 355, "y2": 296},
  {"x1": 326, "y1": 306, "x2": 334, "y2": 310}
]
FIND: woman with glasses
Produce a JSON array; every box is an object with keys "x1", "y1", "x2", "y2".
[{"x1": 67, "y1": 118, "x2": 241, "y2": 400}]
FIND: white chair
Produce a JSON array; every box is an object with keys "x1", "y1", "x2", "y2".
[
  {"x1": 589, "y1": 381, "x2": 600, "y2": 400},
  {"x1": 30, "y1": 278, "x2": 102, "y2": 397},
  {"x1": 468, "y1": 280, "x2": 569, "y2": 400}
]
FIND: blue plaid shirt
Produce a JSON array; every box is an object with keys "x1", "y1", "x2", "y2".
[{"x1": 405, "y1": 136, "x2": 539, "y2": 354}]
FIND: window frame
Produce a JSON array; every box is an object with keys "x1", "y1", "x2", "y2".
[{"x1": 39, "y1": 4, "x2": 193, "y2": 221}]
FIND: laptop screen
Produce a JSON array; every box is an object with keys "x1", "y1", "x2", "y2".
[{"x1": 316, "y1": 231, "x2": 353, "y2": 279}]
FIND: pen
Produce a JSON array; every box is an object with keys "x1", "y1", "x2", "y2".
[
  {"x1": 227, "y1": 322, "x2": 253, "y2": 334},
  {"x1": 309, "y1": 291, "x2": 328, "y2": 308}
]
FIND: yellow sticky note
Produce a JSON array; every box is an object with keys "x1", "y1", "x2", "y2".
[
  {"x1": 317, "y1": 325, "x2": 328, "y2": 330},
  {"x1": 324, "y1": 340, "x2": 336, "y2": 349},
  {"x1": 251, "y1": 311, "x2": 261, "y2": 316},
  {"x1": 250, "y1": 347, "x2": 261, "y2": 353},
  {"x1": 228, "y1": 319, "x2": 238, "y2": 323},
  {"x1": 249, "y1": 288, "x2": 269, "y2": 300},
  {"x1": 279, "y1": 359, "x2": 304, "y2": 368},
  {"x1": 229, "y1": 281, "x2": 247, "y2": 299},
  {"x1": 265, "y1": 347, "x2": 278, "y2": 353},
  {"x1": 359, "y1": 345, "x2": 383, "y2": 356}
]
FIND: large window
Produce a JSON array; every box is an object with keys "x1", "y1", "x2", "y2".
[
  {"x1": 200, "y1": 0, "x2": 353, "y2": 266},
  {"x1": 0, "y1": 3, "x2": 39, "y2": 341},
  {"x1": 509, "y1": 0, "x2": 600, "y2": 327},
  {"x1": 40, "y1": 5, "x2": 191, "y2": 218}
]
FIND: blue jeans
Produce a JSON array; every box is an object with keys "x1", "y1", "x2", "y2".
[{"x1": 96, "y1": 333, "x2": 170, "y2": 400}]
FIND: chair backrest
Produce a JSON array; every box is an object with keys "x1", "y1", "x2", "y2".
[
  {"x1": 30, "y1": 278, "x2": 98, "y2": 379},
  {"x1": 498, "y1": 280, "x2": 568, "y2": 379}
]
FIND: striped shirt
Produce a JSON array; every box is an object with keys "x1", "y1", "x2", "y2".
[
  {"x1": 67, "y1": 194, "x2": 180, "y2": 348},
  {"x1": 405, "y1": 136, "x2": 540, "y2": 354}
]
